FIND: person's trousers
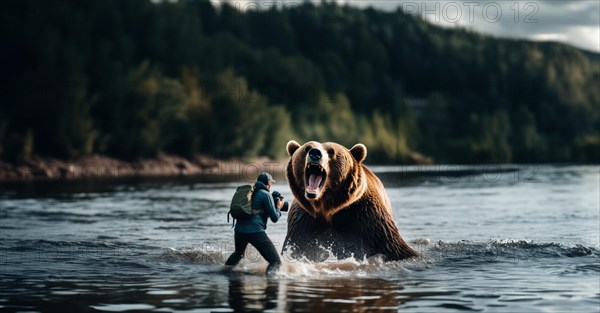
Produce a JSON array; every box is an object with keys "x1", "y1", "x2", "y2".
[{"x1": 225, "y1": 231, "x2": 281, "y2": 275}]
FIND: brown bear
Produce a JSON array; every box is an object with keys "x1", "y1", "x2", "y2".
[{"x1": 282, "y1": 140, "x2": 417, "y2": 262}]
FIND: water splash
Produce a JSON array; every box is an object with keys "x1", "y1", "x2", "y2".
[
  {"x1": 158, "y1": 243, "x2": 427, "y2": 278},
  {"x1": 158, "y1": 239, "x2": 599, "y2": 278}
]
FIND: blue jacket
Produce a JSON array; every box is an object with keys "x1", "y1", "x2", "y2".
[{"x1": 234, "y1": 181, "x2": 281, "y2": 233}]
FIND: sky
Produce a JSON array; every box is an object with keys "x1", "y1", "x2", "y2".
[
  {"x1": 220, "y1": 0, "x2": 600, "y2": 52},
  {"x1": 346, "y1": 0, "x2": 600, "y2": 52}
]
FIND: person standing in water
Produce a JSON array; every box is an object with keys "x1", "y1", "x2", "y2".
[{"x1": 224, "y1": 172, "x2": 286, "y2": 276}]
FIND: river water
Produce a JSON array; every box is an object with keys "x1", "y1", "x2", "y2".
[{"x1": 1, "y1": 165, "x2": 599, "y2": 312}]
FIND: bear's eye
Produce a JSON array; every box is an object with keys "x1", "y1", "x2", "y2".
[{"x1": 327, "y1": 149, "x2": 335, "y2": 158}]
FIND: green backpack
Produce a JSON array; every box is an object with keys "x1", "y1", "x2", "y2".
[{"x1": 227, "y1": 185, "x2": 262, "y2": 227}]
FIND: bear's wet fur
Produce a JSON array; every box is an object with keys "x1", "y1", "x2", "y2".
[{"x1": 282, "y1": 140, "x2": 417, "y2": 262}]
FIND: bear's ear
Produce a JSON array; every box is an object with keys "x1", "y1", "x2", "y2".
[
  {"x1": 350, "y1": 144, "x2": 367, "y2": 163},
  {"x1": 287, "y1": 140, "x2": 301, "y2": 157}
]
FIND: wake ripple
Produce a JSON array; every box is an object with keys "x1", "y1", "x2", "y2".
[{"x1": 425, "y1": 240, "x2": 600, "y2": 262}]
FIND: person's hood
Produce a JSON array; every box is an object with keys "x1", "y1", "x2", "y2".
[{"x1": 254, "y1": 181, "x2": 269, "y2": 192}]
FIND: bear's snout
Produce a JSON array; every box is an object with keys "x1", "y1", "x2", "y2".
[{"x1": 308, "y1": 148, "x2": 322, "y2": 161}]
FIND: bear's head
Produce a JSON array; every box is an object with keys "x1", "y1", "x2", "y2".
[{"x1": 286, "y1": 140, "x2": 368, "y2": 221}]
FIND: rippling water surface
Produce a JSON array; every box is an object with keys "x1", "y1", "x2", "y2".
[{"x1": 1, "y1": 165, "x2": 599, "y2": 312}]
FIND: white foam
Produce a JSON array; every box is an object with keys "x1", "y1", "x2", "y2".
[{"x1": 160, "y1": 245, "x2": 431, "y2": 278}]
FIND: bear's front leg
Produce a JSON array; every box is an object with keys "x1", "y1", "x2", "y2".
[{"x1": 282, "y1": 202, "x2": 334, "y2": 262}]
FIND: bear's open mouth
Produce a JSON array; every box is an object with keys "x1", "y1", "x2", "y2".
[{"x1": 305, "y1": 163, "x2": 326, "y2": 199}]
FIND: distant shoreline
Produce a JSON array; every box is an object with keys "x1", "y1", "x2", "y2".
[
  {"x1": 3, "y1": 154, "x2": 592, "y2": 183},
  {"x1": 0, "y1": 152, "x2": 434, "y2": 183},
  {"x1": 0, "y1": 154, "x2": 289, "y2": 182}
]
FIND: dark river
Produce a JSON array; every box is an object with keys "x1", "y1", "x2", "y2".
[{"x1": 1, "y1": 165, "x2": 599, "y2": 312}]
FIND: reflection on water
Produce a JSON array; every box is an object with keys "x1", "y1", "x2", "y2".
[
  {"x1": 228, "y1": 275, "x2": 279, "y2": 312},
  {"x1": 1, "y1": 165, "x2": 599, "y2": 312},
  {"x1": 282, "y1": 278, "x2": 405, "y2": 312}
]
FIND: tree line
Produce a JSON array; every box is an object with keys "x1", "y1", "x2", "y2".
[{"x1": 1, "y1": 0, "x2": 598, "y2": 164}]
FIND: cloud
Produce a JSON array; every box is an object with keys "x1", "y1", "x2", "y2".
[{"x1": 474, "y1": 0, "x2": 600, "y2": 52}]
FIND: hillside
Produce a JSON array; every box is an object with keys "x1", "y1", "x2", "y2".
[{"x1": 1, "y1": 0, "x2": 598, "y2": 164}]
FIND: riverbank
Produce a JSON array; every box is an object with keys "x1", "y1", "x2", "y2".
[
  {"x1": 0, "y1": 154, "x2": 526, "y2": 183},
  {"x1": 0, "y1": 154, "x2": 288, "y2": 182}
]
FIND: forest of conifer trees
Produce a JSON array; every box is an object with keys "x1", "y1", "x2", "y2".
[{"x1": 1, "y1": 0, "x2": 599, "y2": 164}]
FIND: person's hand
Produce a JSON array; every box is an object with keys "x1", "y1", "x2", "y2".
[
  {"x1": 280, "y1": 201, "x2": 289, "y2": 212},
  {"x1": 276, "y1": 198, "x2": 284, "y2": 209}
]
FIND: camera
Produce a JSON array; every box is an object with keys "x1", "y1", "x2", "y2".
[{"x1": 272, "y1": 191, "x2": 289, "y2": 212}]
